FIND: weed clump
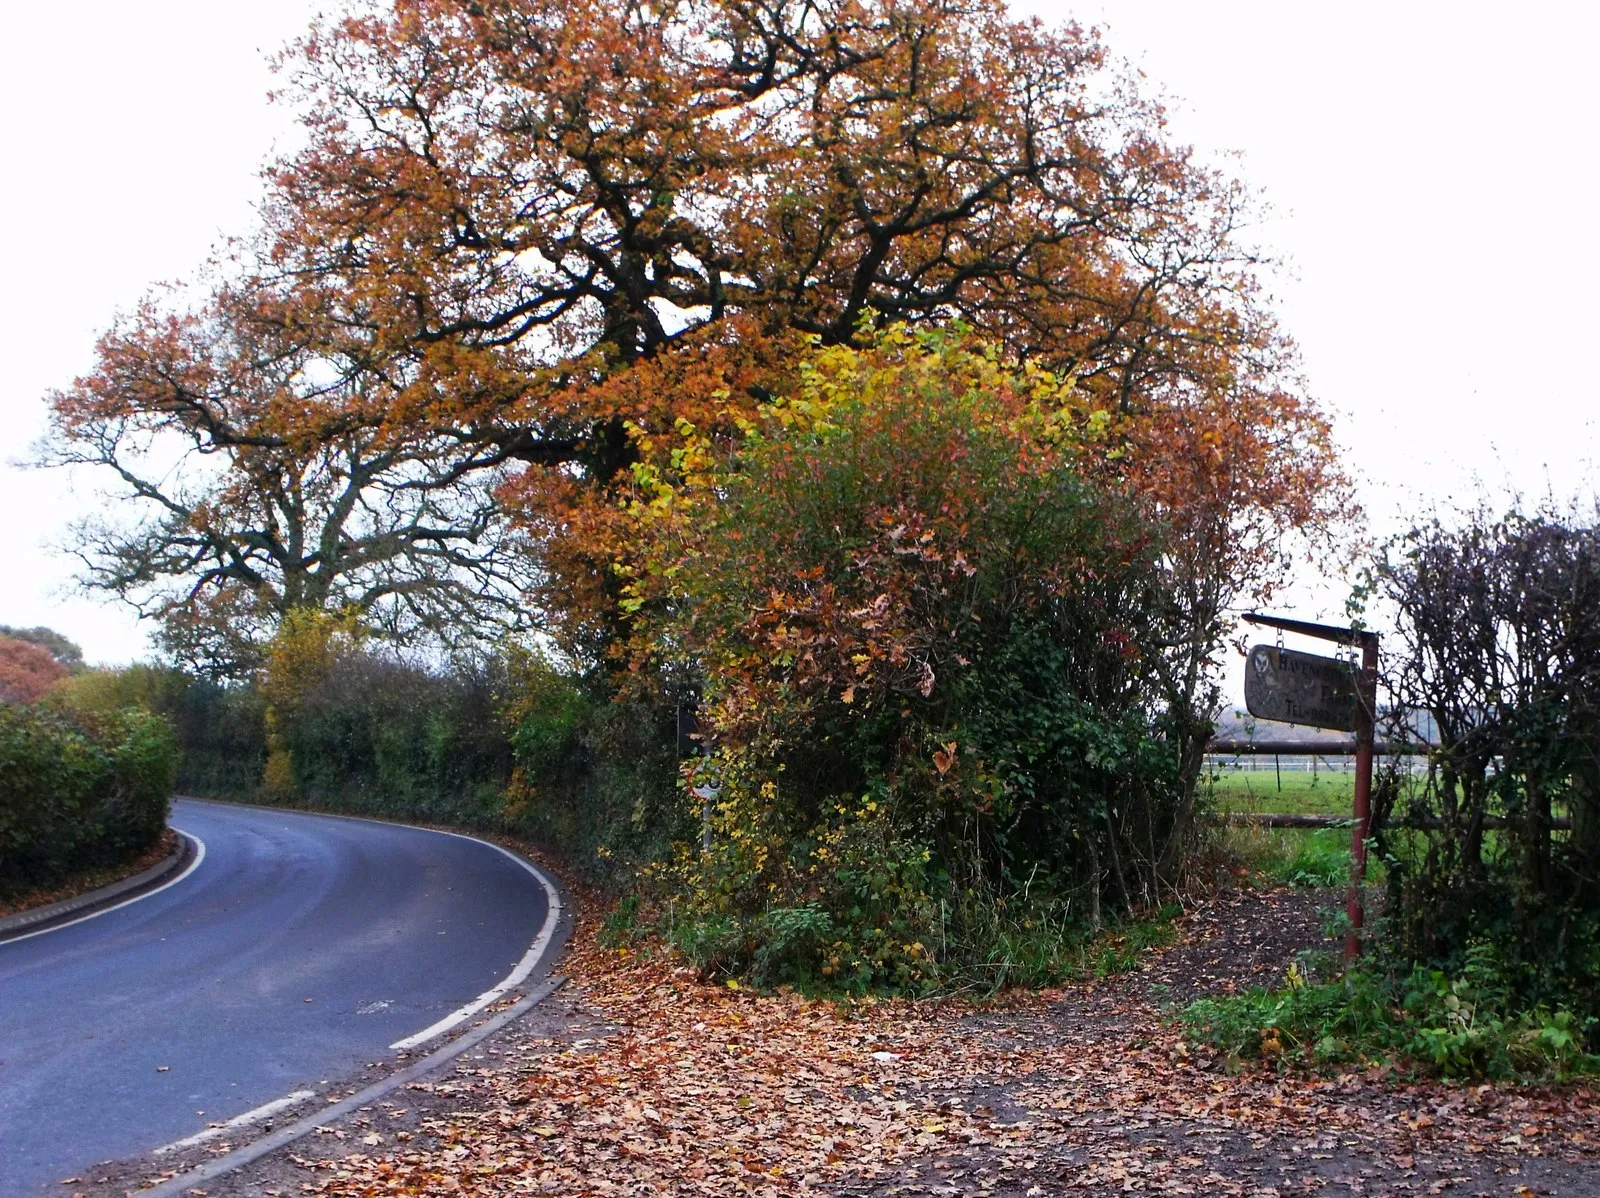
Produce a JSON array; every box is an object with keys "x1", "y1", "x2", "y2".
[{"x1": 1184, "y1": 943, "x2": 1599, "y2": 1082}]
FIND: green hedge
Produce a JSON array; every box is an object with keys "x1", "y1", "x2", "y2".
[
  {"x1": 275, "y1": 654, "x2": 512, "y2": 826},
  {"x1": 275, "y1": 652, "x2": 683, "y2": 889},
  {"x1": 49, "y1": 655, "x2": 685, "y2": 893},
  {"x1": 0, "y1": 704, "x2": 178, "y2": 899}
]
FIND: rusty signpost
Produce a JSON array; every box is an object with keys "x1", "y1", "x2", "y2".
[{"x1": 1241, "y1": 614, "x2": 1379, "y2": 960}]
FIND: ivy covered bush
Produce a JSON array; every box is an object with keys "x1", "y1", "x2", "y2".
[
  {"x1": 0, "y1": 703, "x2": 178, "y2": 899},
  {"x1": 626, "y1": 328, "x2": 1205, "y2": 989}
]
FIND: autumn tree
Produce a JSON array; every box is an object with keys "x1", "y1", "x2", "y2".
[
  {"x1": 47, "y1": 0, "x2": 1345, "y2": 690},
  {"x1": 0, "y1": 637, "x2": 70, "y2": 704},
  {"x1": 43, "y1": 288, "x2": 540, "y2": 675},
  {"x1": 0, "y1": 626, "x2": 84, "y2": 672}
]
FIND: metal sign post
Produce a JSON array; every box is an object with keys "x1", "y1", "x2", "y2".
[
  {"x1": 1347, "y1": 633, "x2": 1379, "y2": 960},
  {"x1": 1241, "y1": 614, "x2": 1379, "y2": 960}
]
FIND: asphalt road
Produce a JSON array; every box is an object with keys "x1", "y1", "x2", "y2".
[{"x1": 0, "y1": 799, "x2": 557, "y2": 1196}]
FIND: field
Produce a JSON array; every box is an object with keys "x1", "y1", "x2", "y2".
[
  {"x1": 1203, "y1": 764, "x2": 1362, "y2": 889},
  {"x1": 1206, "y1": 764, "x2": 1356, "y2": 816}
]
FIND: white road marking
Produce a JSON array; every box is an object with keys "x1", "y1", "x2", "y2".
[
  {"x1": 128, "y1": 801, "x2": 564, "y2": 1153},
  {"x1": 153, "y1": 1090, "x2": 317, "y2": 1155},
  {"x1": 389, "y1": 831, "x2": 563, "y2": 1051},
  {"x1": 0, "y1": 831, "x2": 206, "y2": 946}
]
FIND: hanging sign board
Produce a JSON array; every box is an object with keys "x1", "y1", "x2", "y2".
[{"x1": 1244, "y1": 644, "x2": 1360, "y2": 732}]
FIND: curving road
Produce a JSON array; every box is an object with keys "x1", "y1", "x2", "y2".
[{"x1": 0, "y1": 799, "x2": 559, "y2": 1196}]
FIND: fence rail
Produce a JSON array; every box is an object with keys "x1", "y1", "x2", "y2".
[
  {"x1": 1206, "y1": 738, "x2": 1571, "y2": 830},
  {"x1": 1221, "y1": 811, "x2": 1573, "y2": 831},
  {"x1": 1206, "y1": 739, "x2": 1429, "y2": 756}
]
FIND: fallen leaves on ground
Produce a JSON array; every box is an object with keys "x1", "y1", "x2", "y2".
[{"x1": 280, "y1": 893, "x2": 1600, "y2": 1197}]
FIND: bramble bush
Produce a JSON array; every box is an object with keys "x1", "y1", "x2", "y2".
[
  {"x1": 625, "y1": 328, "x2": 1204, "y2": 989},
  {"x1": 0, "y1": 703, "x2": 178, "y2": 899},
  {"x1": 1369, "y1": 504, "x2": 1600, "y2": 1037},
  {"x1": 1187, "y1": 500, "x2": 1600, "y2": 1077}
]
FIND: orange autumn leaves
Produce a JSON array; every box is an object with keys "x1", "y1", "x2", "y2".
[
  {"x1": 594, "y1": 327, "x2": 1332, "y2": 988},
  {"x1": 46, "y1": 0, "x2": 1348, "y2": 677},
  {"x1": 613, "y1": 327, "x2": 1136, "y2": 739},
  {"x1": 0, "y1": 638, "x2": 68, "y2": 706},
  {"x1": 605, "y1": 322, "x2": 1344, "y2": 751}
]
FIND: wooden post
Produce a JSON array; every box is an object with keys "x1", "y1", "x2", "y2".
[{"x1": 1346, "y1": 633, "x2": 1379, "y2": 961}]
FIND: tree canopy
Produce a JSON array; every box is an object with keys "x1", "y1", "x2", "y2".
[
  {"x1": 0, "y1": 637, "x2": 69, "y2": 704},
  {"x1": 0, "y1": 626, "x2": 83, "y2": 671},
  {"x1": 44, "y1": 0, "x2": 1346, "y2": 676}
]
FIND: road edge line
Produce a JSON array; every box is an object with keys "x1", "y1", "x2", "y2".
[
  {"x1": 389, "y1": 829, "x2": 564, "y2": 1050},
  {"x1": 0, "y1": 830, "x2": 205, "y2": 946},
  {"x1": 171, "y1": 797, "x2": 570, "y2": 1052},
  {"x1": 137, "y1": 974, "x2": 568, "y2": 1198},
  {"x1": 153, "y1": 1090, "x2": 318, "y2": 1155}
]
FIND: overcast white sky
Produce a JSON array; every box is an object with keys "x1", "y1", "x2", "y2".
[{"x1": 3, "y1": 1, "x2": 1596, "y2": 675}]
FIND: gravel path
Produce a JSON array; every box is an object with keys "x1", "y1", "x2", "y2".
[{"x1": 835, "y1": 890, "x2": 1600, "y2": 1197}]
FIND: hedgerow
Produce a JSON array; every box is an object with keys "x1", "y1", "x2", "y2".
[
  {"x1": 621, "y1": 329, "x2": 1204, "y2": 989},
  {"x1": 0, "y1": 703, "x2": 177, "y2": 899}
]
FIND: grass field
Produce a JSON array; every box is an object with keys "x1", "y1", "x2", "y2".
[
  {"x1": 1206, "y1": 766, "x2": 1356, "y2": 816},
  {"x1": 1203, "y1": 766, "x2": 1365, "y2": 889}
]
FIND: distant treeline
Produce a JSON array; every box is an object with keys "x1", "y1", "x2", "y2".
[{"x1": 51, "y1": 654, "x2": 683, "y2": 889}]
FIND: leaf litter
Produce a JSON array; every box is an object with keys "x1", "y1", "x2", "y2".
[{"x1": 127, "y1": 890, "x2": 1600, "y2": 1197}]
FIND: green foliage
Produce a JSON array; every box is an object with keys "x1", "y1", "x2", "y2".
[
  {"x1": 52, "y1": 663, "x2": 192, "y2": 721},
  {"x1": 659, "y1": 772, "x2": 940, "y2": 990},
  {"x1": 51, "y1": 663, "x2": 267, "y2": 799},
  {"x1": 0, "y1": 703, "x2": 177, "y2": 898},
  {"x1": 504, "y1": 682, "x2": 687, "y2": 889},
  {"x1": 640, "y1": 330, "x2": 1201, "y2": 990},
  {"x1": 661, "y1": 749, "x2": 1189, "y2": 992},
  {"x1": 944, "y1": 891, "x2": 1087, "y2": 990},
  {"x1": 1215, "y1": 825, "x2": 1356, "y2": 889},
  {"x1": 1184, "y1": 943, "x2": 1600, "y2": 1082},
  {"x1": 260, "y1": 638, "x2": 687, "y2": 888},
  {"x1": 1090, "y1": 907, "x2": 1182, "y2": 976},
  {"x1": 61, "y1": 647, "x2": 680, "y2": 892},
  {"x1": 168, "y1": 680, "x2": 269, "y2": 798},
  {"x1": 1279, "y1": 832, "x2": 1357, "y2": 889},
  {"x1": 504, "y1": 648, "x2": 590, "y2": 780},
  {"x1": 274, "y1": 652, "x2": 512, "y2": 826}
]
